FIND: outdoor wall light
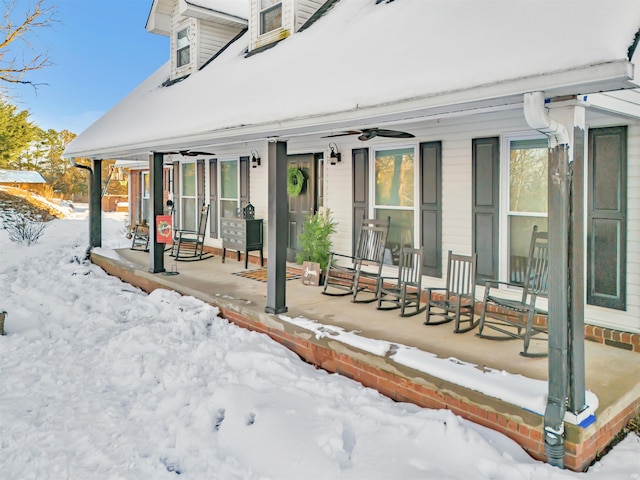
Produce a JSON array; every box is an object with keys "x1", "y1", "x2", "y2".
[
  {"x1": 251, "y1": 149, "x2": 261, "y2": 168},
  {"x1": 329, "y1": 142, "x2": 341, "y2": 165}
]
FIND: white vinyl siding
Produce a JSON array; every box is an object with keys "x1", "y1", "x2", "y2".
[
  {"x1": 197, "y1": 20, "x2": 245, "y2": 69},
  {"x1": 294, "y1": 0, "x2": 325, "y2": 31}
]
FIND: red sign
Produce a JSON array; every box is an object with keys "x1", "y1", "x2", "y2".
[{"x1": 156, "y1": 215, "x2": 172, "y2": 243}]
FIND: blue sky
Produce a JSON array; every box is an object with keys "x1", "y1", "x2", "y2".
[{"x1": 11, "y1": 0, "x2": 168, "y2": 135}]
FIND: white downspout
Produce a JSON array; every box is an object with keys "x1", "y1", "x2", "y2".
[{"x1": 523, "y1": 92, "x2": 569, "y2": 147}]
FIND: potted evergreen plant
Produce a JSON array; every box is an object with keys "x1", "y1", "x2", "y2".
[{"x1": 296, "y1": 208, "x2": 337, "y2": 284}]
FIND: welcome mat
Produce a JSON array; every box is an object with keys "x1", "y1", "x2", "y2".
[{"x1": 232, "y1": 268, "x2": 301, "y2": 282}]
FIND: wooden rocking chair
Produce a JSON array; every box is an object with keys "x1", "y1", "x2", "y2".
[
  {"x1": 322, "y1": 217, "x2": 390, "y2": 303},
  {"x1": 376, "y1": 247, "x2": 425, "y2": 317},
  {"x1": 476, "y1": 225, "x2": 549, "y2": 357},
  {"x1": 424, "y1": 251, "x2": 478, "y2": 333},
  {"x1": 130, "y1": 220, "x2": 150, "y2": 252},
  {"x1": 171, "y1": 204, "x2": 210, "y2": 261}
]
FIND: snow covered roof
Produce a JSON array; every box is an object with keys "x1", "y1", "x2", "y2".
[
  {"x1": 67, "y1": 0, "x2": 640, "y2": 160},
  {"x1": 0, "y1": 169, "x2": 47, "y2": 184}
]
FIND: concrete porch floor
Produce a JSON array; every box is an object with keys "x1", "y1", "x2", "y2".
[{"x1": 92, "y1": 247, "x2": 640, "y2": 471}]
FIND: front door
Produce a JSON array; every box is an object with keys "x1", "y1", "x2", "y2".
[{"x1": 287, "y1": 153, "x2": 316, "y2": 262}]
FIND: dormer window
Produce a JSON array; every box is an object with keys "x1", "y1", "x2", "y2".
[
  {"x1": 260, "y1": 0, "x2": 282, "y2": 34},
  {"x1": 176, "y1": 27, "x2": 191, "y2": 68}
]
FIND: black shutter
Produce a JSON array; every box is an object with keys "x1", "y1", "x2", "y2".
[
  {"x1": 472, "y1": 137, "x2": 500, "y2": 284},
  {"x1": 209, "y1": 158, "x2": 218, "y2": 238},
  {"x1": 197, "y1": 159, "x2": 205, "y2": 206},
  {"x1": 239, "y1": 156, "x2": 250, "y2": 209},
  {"x1": 420, "y1": 141, "x2": 442, "y2": 277},
  {"x1": 352, "y1": 148, "x2": 369, "y2": 255},
  {"x1": 172, "y1": 161, "x2": 180, "y2": 229},
  {"x1": 587, "y1": 126, "x2": 627, "y2": 310}
]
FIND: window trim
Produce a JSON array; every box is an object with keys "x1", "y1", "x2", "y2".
[
  {"x1": 259, "y1": 0, "x2": 283, "y2": 35},
  {"x1": 176, "y1": 25, "x2": 191, "y2": 69},
  {"x1": 141, "y1": 171, "x2": 150, "y2": 223},
  {"x1": 499, "y1": 132, "x2": 548, "y2": 284},
  {"x1": 180, "y1": 161, "x2": 198, "y2": 230},
  {"x1": 218, "y1": 158, "x2": 240, "y2": 222},
  {"x1": 369, "y1": 143, "x2": 419, "y2": 267}
]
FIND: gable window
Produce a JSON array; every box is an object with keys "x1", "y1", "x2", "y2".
[
  {"x1": 373, "y1": 146, "x2": 416, "y2": 265},
  {"x1": 504, "y1": 137, "x2": 548, "y2": 284},
  {"x1": 260, "y1": 0, "x2": 282, "y2": 34},
  {"x1": 176, "y1": 27, "x2": 190, "y2": 68},
  {"x1": 220, "y1": 159, "x2": 239, "y2": 218}
]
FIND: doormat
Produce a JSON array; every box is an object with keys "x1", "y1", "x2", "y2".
[{"x1": 232, "y1": 268, "x2": 301, "y2": 282}]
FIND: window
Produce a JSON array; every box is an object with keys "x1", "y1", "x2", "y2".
[
  {"x1": 176, "y1": 27, "x2": 190, "y2": 68},
  {"x1": 260, "y1": 0, "x2": 282, "y2": 34},
  {"x1": 181, "y1": 162, "x2": 197, "y2": 230},
  {"x1": 141, "y1": 172, "x2": 150, "y2": 223},
  {"x1": 505, "y1": 138, "x2": 548, "y2": 284},
  {"x1": 373, "y1": 147, "x2": 416, "y2": 265},
  {"x1": 220, "y1": 160, "x2": 239, "y2": 218}
]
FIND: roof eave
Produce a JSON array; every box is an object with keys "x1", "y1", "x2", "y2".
[{"x1": 64, "y1": 60, "x2": 637, "y2": 160}]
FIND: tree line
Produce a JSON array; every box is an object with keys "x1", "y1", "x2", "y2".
[{"x1": 0, "y1": 1, "x2": 125, "y2": 201}]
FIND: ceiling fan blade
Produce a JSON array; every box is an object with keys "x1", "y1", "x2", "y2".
[
  {"x1": 321, "y1": 130, "x2": 363, "y2": 138},
  {"x1": 180, "y1": 150, "x2": 215, "y2": 156},
  {"x1": 372, "y1": 129, "x2": 415, "y2": 139}
]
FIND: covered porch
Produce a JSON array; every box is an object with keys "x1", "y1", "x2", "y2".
[{"x1": 91, "y1": 246, "x2": 640, "y2": 472}]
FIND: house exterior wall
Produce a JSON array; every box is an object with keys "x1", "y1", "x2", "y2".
[
  {"x1": 316, "y1": 108, "x2": 640, "y2": 335},
  {"x1": 151, "y1": 105, "x2": 639, "y2": 336}
]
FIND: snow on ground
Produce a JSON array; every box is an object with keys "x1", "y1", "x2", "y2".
[{"x1": 0, "y1": 209, "x2": 639, "y2": 479}]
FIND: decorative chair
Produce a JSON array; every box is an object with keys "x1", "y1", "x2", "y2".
[
  {"x1": 376, "y1": 247, "x2": 425, "y2": 317},
  {"x1": 424, "y1": 251, "x2": 478, "y2": 333},
  {"x1": 476, "y1": 225, "x2": 549, "y2": 357},
  {"x1": 171, "y1": 204, "x2": 210, "y2": 261},
  {"x1": 130, "y1": 220, "x2": 149, "y2": 252},
  {"x1": 322, "y1": 217, "x2": 390, "y2": 303}
]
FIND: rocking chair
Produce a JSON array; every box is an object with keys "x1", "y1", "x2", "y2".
[
  {"x1": 171, "y1": 204, "x2": 210, "y2": 261},
  {"x1": 376, "y1": 247, "x2": 425, "y2": 317},
  {"x1": 477, "y1": 225, "x2": 549, "y2": 357},
  {"x1": 424, "y1": 251, "x2": 478, "y2": 333},
  {"x1": 322, "y1": 217, "x2": 390, "y2": 303},
  {"x1": 130, "y1": 220, "x2": 150, "y2": 252}
]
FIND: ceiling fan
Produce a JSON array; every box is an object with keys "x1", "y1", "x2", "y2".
[
  {"x1": 163, "y1": 150, "x2": 215, "y2": 156},
  {"x1": 323, "y1": 128, "x2": 415, "y2": 142}
]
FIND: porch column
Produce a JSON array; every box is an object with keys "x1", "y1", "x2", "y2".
[
  {"x1": 89, "y1": 159, "x2": 102, "y2": 249},
  {"x1": 265, "y1": 140, "x2": 288, "y2": 314},
  {"x1": 525, "y1": 93, "x2": 587, "y2": 468},
  {"x1": 148, "y1": 151, "x2": 165, "y2": 273},
  {"x1": 546, "y1": 101, "x2": 588, "y2": 421}
]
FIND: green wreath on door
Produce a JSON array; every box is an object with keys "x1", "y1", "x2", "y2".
[{"x1": 287, "y1": 167, "x2": 305, "y2": 197}]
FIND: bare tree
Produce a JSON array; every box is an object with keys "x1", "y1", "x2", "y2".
[{"x1": 0, "y1": 0, "x2": 56, "y2": 88}]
